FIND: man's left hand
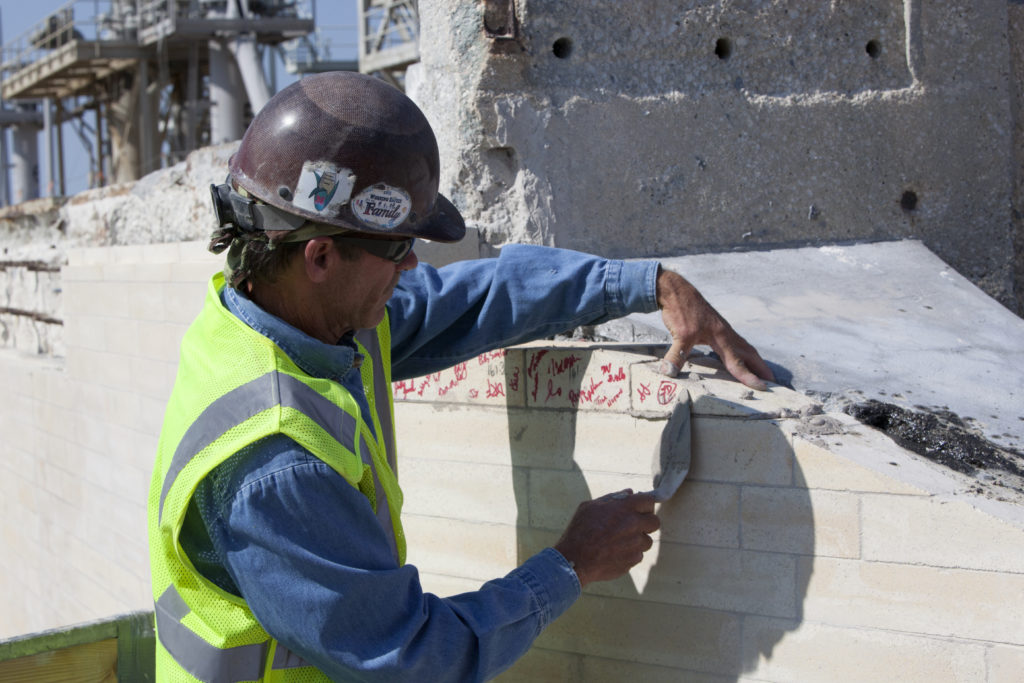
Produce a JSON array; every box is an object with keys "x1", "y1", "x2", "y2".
[{"x1": 655, "y1": 266, "x2": 774, "y2": 391}]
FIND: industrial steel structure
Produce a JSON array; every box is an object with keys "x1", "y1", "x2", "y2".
[{"x1": 0, "y1": 0, "x2": 420, "y2": 206}]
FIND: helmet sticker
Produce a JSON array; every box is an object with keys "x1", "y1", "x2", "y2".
[
  {"x1": 293, "y1": 161, "x2": 355, "y2": 215},
  {"x1": 352, "y1": 184, "x2": 412, "y2": 230}
]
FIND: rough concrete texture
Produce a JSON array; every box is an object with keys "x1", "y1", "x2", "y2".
[
  {"x1": 408, "y1": 0, "x2": 1021, "y2": 313},
  {"x1": 0, "y1": 143, "x2": 234, "y2": 355}
]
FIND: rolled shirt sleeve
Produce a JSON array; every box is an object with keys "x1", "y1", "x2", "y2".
[{"x1": 389, "y1": 244, "x2": 660, "y2": 379}]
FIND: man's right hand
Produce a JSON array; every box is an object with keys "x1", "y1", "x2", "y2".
[{"x1": 553, "y1": 490, "x2": 661, "y2": 587}]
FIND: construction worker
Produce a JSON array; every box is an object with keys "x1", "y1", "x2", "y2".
[{"x1": 148, "y1": 71, "x2": 773, "y2": 682}]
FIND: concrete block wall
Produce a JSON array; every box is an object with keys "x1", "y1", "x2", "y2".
[
  {"x1": 0, "y1": 242, "x2": 220, "y2": 640},
  {"x1": 395, "y1": 345, "x2": 1024, "y2": 682},
  {"x1": 1, "y1": 242, "x2": 1022, "y2": 683}
]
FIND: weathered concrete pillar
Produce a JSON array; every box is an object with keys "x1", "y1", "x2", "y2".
[{"x1": 408, "y1": 0, "x2": 1020, "y2": 313}]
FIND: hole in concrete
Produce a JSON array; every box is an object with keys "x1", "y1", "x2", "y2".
[
  {"x1": 866, "y1": 40, "x2": 882, "y2": 59},
  {"x1": 715, "y1": 37, "x2": 732, "y2": 60},
  {"x1": 552, "y1": 37, "x2": 573, "y2": 59},
  {"x1": 845, "y1": 400, "x2": 1024, "y2": 497},
  {"x1": 900, "y1": 190, "x2": 918, "y2": 211}
]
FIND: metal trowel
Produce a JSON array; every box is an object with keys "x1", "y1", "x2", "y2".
[{"x1": 645, "y1": 401, "x2": 692, "y2": 502}]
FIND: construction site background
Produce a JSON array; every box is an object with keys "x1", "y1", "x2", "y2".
[{"x1": 2, "y1": 1, "x2": 1024, "y2": 681}]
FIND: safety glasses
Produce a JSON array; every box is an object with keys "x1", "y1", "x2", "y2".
[{"x1": 333, "y1": 235, "x2": 416, "y2": 264}]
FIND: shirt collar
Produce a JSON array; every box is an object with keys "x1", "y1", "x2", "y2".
[{"x1": 222, "y1": 284, "x2": 361, "y2": 382}]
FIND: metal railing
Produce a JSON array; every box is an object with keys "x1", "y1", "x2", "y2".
[{"x1": 0, "y1": 1, "x2": 125, "y2": 75}]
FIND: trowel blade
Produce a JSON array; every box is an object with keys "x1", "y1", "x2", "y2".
[{"x1": 648, "y1": 401, "x2": 692, "y2": 503}]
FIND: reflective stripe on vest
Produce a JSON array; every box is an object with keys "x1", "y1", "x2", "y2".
[
  {"x1": 156, "y1": 585, "x2": 309, "y2": 683},
  {"x1": 354, "y1": 328, "x2": 397, "y2": 473},
  {"x1": 156, "y1": 368, "x2": 396, "y2": 558}
]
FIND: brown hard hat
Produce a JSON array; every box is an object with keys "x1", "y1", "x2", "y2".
[{"x1": 229, "y1": 71, "x2": 465, "y2": 242}]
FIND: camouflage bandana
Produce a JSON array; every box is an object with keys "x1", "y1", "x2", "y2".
[
  {"x1": 207, "y1": 224, "x2": 273, "y2": 289},
  {"x1": 208, "y1": 216, "x2": 368, "y2": 289}
]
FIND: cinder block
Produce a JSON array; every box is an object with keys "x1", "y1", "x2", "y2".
[
  {"x1": 121, "y1": 281, "x2": 166, "y2": 322},
  {"x1": 585, "y1": 541, "x2": 798, "y2": 619},
  {"x1": 629, "y1": 362, "x2": 689, "y2": 415},
  {"x1": 527, "y1": 469, "x2": 655, "y2": 532},
  {"x1": 163, "y1": 281, "x2": 209, "y2": 324},
  {"x1": 130, "y1": 356, "x2": 175, "y2": 399},
  {"x1": 801, "y1": 557, "x2": 1024, "y2": 644},
  {"x1": 399, "y1": 457, "x2": 519, "y2": 525},
  {"x1": 140, "y1": 394, "x2": 171, "y2": 436},
  {"x1": 62, "y1": 280, "x2": 111, "y2": 318},
  {"x1": 394, "y1": 349, "x2": 526, "y2": 407},
  {"x1": 173, "y1": 262, "x2": 221, "y2": 284},
  {"x1": 523, "y1": 347, "x2": 638, "y2": 412},
  {"x1": 742, "y1": 618, "x2": 986, "y2": 682},
  {"x1": 536, "y1": 594, "x2": 742, "y2": 675},
  {"x1": 40, "y1": 460, "x2": 83, "y2": 508},
  {"x1": 67, "y1": 347, "x2": 132, "y2": 387},
  {"x1": 64, "y1": 314, "x2": 107, "y2": 352},
  {"x1": 102, "y1": 316, "x2": 141, "y2": 357},
  {"x1": 569, "y1": 412, "x2": 675, "y2": 477},
  {"x1": 742, "y1": 487, "x2": 860, "y2": 558},
  {"x1": 61, "y1": 264, "x2": 105, "y2": 283},
  {"x1": 103, "y1": 261, "x2": 174, "y2": 284},
  {"x1": 658, "y1": 480, "x2": 741, "y2": 548},
  {"x1": 495, "y1": 647, "x2": 581, "y2": 682},
  {"x1": 691, "y1": 417, "x2": 793, "y2": 486},
  {"x1": 394, "y1": 402, "x2": 562, "y2": 468},
  {"x1": 402, "y1": 515, "x2": 518, "y2": 580},
  {"x1": 138, "y1": 321, "x2": 188, "y2": 364},
  {"x1": 396, "y1": 402, "x2": 674, "y2": 476},
  {"x1": 989, "y1": 644, "x2": 1024, "y2": 683},
  {"x1": 581, "y1": 655, "x2": 731, "y2": 683},
  {"x1": 861, "y1": 494, "x2": 1024, "y2": 573},
  {"x1": 792, "y1": 434, "x2": 928, "y2": 494}
]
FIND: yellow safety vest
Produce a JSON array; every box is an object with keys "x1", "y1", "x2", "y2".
[{"x1": 147, "y1": 272, "x2": 405, "y2": 682}]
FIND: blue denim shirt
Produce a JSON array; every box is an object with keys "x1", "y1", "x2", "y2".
[{"x1": 183, "y1": 244, "x2": 660, "y2": 682}]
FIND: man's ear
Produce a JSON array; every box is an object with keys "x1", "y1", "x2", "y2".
[{"x1": 303, "y1": 237, "x2": 337, "y2": 283}]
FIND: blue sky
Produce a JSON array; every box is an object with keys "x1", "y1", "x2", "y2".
[{"x1": 1, "y1": 1, "x2": 357, "y2": 198}]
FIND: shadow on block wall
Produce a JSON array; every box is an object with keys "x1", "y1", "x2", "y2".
[{"x1": 500, "y1": 349, "x2": 814, "y2": 681}]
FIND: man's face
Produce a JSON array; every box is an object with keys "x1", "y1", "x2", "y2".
[{"x1": 327, "y1": 236, "x2": 418, "y2": 334}]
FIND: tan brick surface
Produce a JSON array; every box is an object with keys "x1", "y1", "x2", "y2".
[
  {"x1": 801, "y1": 557, "x2": 1024, "y2": 644},
  {"x1": 792, "y1": 434, "x2": 929, "y2": 494},
  {"x1": 527, "y1": 469, "x2": 664, "y2": 531},
  {"x1": 495, "y1": 647, "x2": 581, "y2": 682},
  {"x1": 989, "y1": 644, "x2": 1024, "y2": 683},
  {"x1": 742, "y1": 618, "x2": 986, "y2": 682},
  {"x1": 585, "y1": 541, "x2": 799, "y2": 619},
  {"x1": 399, "y1": 457, "x2": 519, "y2": 525},
  {"x1": 861, "y1": 494, "x2": 1024, "y2": 573},
  {"x1": 691, "y1": 416, "x2": 794, "y2": 485},
  {"x1": 657, "y1": 480, "x2": 741, "y2": 547},
  {"x1": 537, "y1": 594, "x2": 742, "y2": 675},
  {"x1": 403, "y1": 515, "x2": 518, "y2": 580},
  {"x1": 742, "y1": 486, "x2": 860, "y2": 558},
  {"x1": 581, "y1": 656, "x2": 732, "y2": 683}
]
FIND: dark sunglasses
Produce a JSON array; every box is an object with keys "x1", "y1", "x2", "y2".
[{"x1": 333, "y1": 236, "x2": 416, "y2": 264}]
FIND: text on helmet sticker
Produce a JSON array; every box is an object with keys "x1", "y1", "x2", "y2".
[
  {"x1": 352, "y1": 184, "x2": 412, "y2": 230},
  {"x1": 293, "y1": 161, "x2": 355, "y2": 215}
]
